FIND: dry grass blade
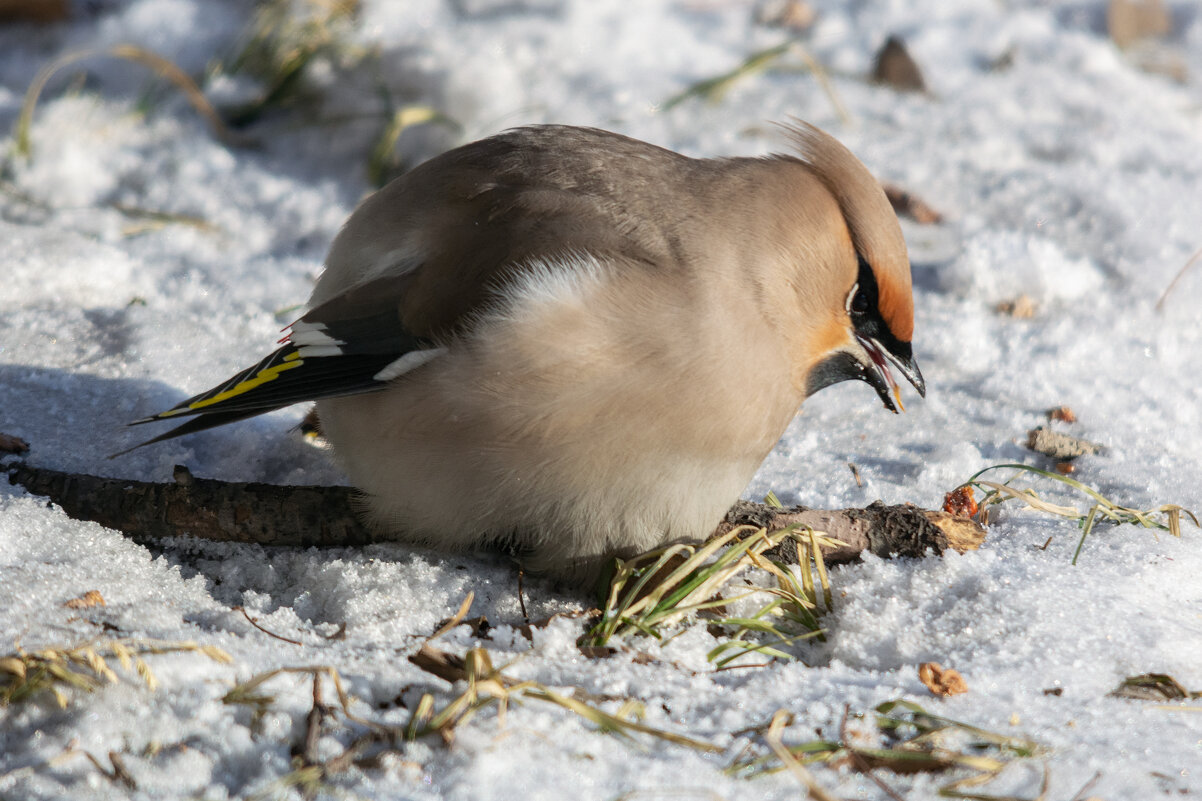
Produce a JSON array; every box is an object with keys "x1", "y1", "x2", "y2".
[
  {"x1": 792, "y1": 42, "x2": 852, "y2": 123},
  {"x1": 874, "y1": 700, "x2": 1041, "y2": 759},
  {"x1": 763, "y1": 709, "x2": 839, "y2": 801},
  {"x1": 970, "y1": 480, "x2": 1080, "y2": 519},
  {"x1": 807, "y1": 529, "x2": 833, "y2": 610},
  {"x1": 15, "y1": 45, "x2": 239, "y2": 159},
  {"x1": 586, "y1": 525, "x2": 824, "y2": 666},
  {"x1": 1156, "y1": 245, "x2": 1202, "y2": 312},
  {"x1": 408, "y1": 644, "x2": 722, "y2": 753},
  {"x1": 222, "y1": 0, "x2": 363, "y2": 128},
  {"x1": 81, "y1": 750, "x2": 137, "y2": 791},
  {"x1": 428, "y1": 592, "x2": 475, "y2": 642},
  {"x1": 248, "y1": 764, "x2": 325, "y2": 801},
  {"x1": 586, "y1": 522, "x2": 834, "y2": 669},
  {"x1": 367, "y1": 105, "x2": 460, "y2": 186},
  {"x1": 728, "y1": 699, "x2": 1040, "y2": 796},
  {"x1": 662, "y1": 41, "x2": 849, "y2": 123},
  {"x1": 1, "y1": 639, "x2": 232, "y2": 708},
  {"x1": 663, "y1": 41, "x2": 791, "y2": 110},
  {"x1": 112, "y1": 203, "x2": 217, "y2": 237},
  {"x1": 529, "y1": 687, "x2": 724, "y2": 753},
  {"x1": 109, "y1": 641, "x2": 133, "y2": 672},
  {"x1": 708, "y1": 548, "x2": 827, "y2": 668},
  {"x1": 959, "y1": 463, "x2": 1197, "y2": 564},
  {"x1": 223, "y1": 665, "x2": 381, "y2": 732}
]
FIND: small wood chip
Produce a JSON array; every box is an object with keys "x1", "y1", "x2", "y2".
[
  {"x1": 755, "y1": 0, "x2": 816, "y2": 31},
  {"x1": 1027, "y1": 426, "x2": 1102, "y2": 461},
  {"x1": 941, "y1": 487, "x2": 978, "y2": 519},
  {"x1": 996, "y1": 295, "x2": 1037, "y2": 318},
  {"x1": 918, "y1": 662, "x2": 968, "y2": 697},
  {"x1": 0, "y1": 432, "x2": 30, "y2": 454},
  {"x1": 1046, "y1": 406, "x2": 1077, "y2": 424},
  {"x1": 64, "y1": 590, "x2": 106, "y2": 609},
  {"x1": 872, "y1": 35, "x2": 927, "y2": 93}
]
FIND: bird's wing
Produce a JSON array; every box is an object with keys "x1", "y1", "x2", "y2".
[
  {"x1": 121, "y1": 272, "x2": 439, "y2": 451},
  {"x1": 122, "y1": 126, "x2": 696, "y2": 454}
]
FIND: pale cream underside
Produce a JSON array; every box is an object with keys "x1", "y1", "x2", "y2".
[{"x1": 315, "y1": 252, "x2": 807, "y2": 582}]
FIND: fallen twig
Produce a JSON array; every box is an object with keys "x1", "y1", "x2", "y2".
[
  {"x1": 7, "y1": 463, "x2": 373, "y2": 547},
  {"x1": 1155, "y1": 245, "x2": 1202, "y2": 312},
  {"x1": 7, "y1": 462, "x2": 983, "y2": 564},
  {"x1": 235, "y1": 606, "x2": 303, "y2": 646}
]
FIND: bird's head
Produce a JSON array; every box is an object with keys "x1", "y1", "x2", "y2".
[{"x1": 782, "y1": 122, "x2": 925, "y2": 413}]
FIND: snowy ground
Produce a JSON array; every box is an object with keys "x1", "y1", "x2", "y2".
[{"x1": 3, "y1": 1, "x2": 1202, "y2": 798}]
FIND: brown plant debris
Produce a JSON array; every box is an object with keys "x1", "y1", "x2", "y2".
[
  {"x1": 755, "y1": 0, "x2": 817, "y2": 31},
  {"x1": 1109, "y1": 673, "x2": 1200, "y2": 702},
  {"x1": 1107, "y1": 0, "x2": 1171, "y2": 49},
  {"x1": 82, "y1": 750, "x2": 137, "y2": 791},
  {"x1": 408, "y1": 643, "x2": 476, "y2": 686},
  {"x1": 0, "y1": 432, "x2": 30, "y2": 454},
  {"x1": 872, "y1": 35, "x2": 926, "y2": 93},
  {"x1": 729, "y1": 699, "x2": 1041, "y2": 795},
  {"x1": 1156, "y1": 246, "x2": 1202, "y2": 312},
  {"x1": 63, "y1": 590, "x2": 106, "y2": 609},
  {"x1": 407, "y1": 644, "x2": 723, "y2": 752},
  {"x1": 883, "y1": 184, "x2": 943, "y2": 224},
  {"x1": 16, "y1": 44, "x2": 243, "y2": 159},
  {"x1": 9, "y1": 463, "x2": 979, "y2": 565},
  {"x1": 1026, "y1": 426, "x2": 1102, "y2": 461},
  {"x1": 918, "y1": 662, "x2": 968, "y2": 697},
  {"x1": 996, "y1": 294, "x2": 1037, "y2": 318},
  {"x1": 2, "y1": 639, "x2": 232, "y2": 708},
  {"x1": 235, "y1": 606, "x2": 303, "y2": 646},
  {"x1": 941, "y1": 487, "x2": 978, "y2": 519},
  {"x1": 1047, "y1": 405, "x2": 1078, "y2": 424}
]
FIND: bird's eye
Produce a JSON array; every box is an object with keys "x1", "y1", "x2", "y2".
[{"x1": 850, "y1": 288, "x2": 869, "y2": 315}]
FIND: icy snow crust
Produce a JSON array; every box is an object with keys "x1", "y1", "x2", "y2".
[{"x1": 2, "y1": 1, "x2": 1202, "y2": 798}]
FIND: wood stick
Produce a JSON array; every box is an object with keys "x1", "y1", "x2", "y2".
[
  {"x1": 7, "y1": 463, "x2": 984, "y2": 560},
  {"x1": 721, "y1": 500, "x2": 984, "y2": 563},
  {"x1": 7, "y1": 463, "x2": 375, "y2": 547}
]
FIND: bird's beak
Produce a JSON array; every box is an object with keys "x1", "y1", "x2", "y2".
[
  {"x1": 853, "y1": 333, "x2": 925, "y2": 413},
  {"x1": 805, "y1": 336, "x2": 926, "y2": 413}
]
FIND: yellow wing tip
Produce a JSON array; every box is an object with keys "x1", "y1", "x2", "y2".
[{"x1": 185, "y1": 358, "x2": 305, "y2": 412}]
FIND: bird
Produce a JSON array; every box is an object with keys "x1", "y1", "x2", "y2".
[{"x1": 126, "y1": 122, "x2": 925, "y2": 586}]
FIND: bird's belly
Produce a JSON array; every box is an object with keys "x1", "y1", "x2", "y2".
[
  {"x1": 316, "y1": 258, "x2": 801, "y2": 584},
  {"x1": 316, "y1": 352, "x2": 789, "y2": 584}
]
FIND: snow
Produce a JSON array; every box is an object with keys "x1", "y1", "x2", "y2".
[{"x1": 2, "y1": 0, "x2": 1202, "y2": 798}]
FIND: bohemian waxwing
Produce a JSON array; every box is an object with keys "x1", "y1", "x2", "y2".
[{"x1": 129, "y1": 122, "x2": 925, "y2": 585}]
